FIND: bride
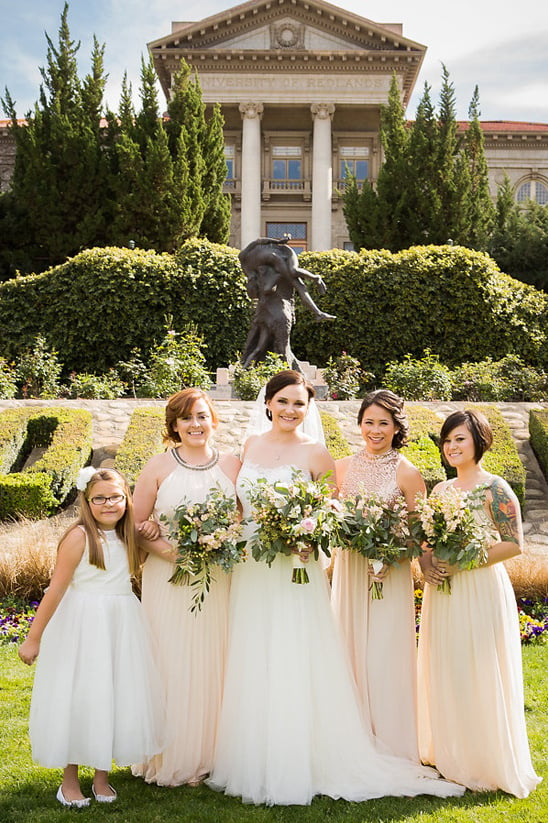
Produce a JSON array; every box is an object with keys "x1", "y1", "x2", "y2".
[{"x1": 208, "y1": 370, "x2": 465, "y2": 806}]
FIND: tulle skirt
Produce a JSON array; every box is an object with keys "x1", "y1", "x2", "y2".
[{"x1": 29, "y1": 588, "x2": 165, "y2": 770}]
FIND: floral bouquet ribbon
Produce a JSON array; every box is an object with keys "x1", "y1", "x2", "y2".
[
  {"x1": 247, "y1": 470, "x2": 343, "y2": 583},
  {"x1": 161, "y1": 486, "x2": 246, "y2": 612}
]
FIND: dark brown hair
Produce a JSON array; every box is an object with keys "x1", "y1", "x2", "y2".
[
  {"x1": 264, "y1": 370, "x2": 315, "y2": 419},
  {"x1": 440, "y1": 409, "x2": 493, "y2": 463},
  {"x1": 163, "y1": 388, "x2": 218, "y2": 443},
  {"x1": 357, "y1": 389, "x2": 409, "y2": 449}
]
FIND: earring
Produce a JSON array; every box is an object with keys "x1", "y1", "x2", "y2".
[{"x1": 266, "y1": 408, "x2": 272, "y2": 421}]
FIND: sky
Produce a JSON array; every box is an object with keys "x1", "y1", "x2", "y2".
[{"x1": 1, "y1": 0, "x2": 547, "y2": 123}]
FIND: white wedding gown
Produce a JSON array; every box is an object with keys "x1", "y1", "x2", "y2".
[{"x1": 208, "y1": 463, "x2": 465, "y2": 806}]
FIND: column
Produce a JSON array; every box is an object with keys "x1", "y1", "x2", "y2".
[
  {"x1": 239, "y1": 102, "x2": 264, "y2": 248},
  {"x1": 311, "y1": 103, "x2": 335, "y2": 251}
]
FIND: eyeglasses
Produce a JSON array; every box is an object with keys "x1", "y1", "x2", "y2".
[{"x1": 89, "y1": 494, "x2": 126, "y2": 506}]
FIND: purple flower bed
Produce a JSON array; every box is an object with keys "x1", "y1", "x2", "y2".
[{"x1": 0, "y1": 598, "x2": 39, "y2": 644}]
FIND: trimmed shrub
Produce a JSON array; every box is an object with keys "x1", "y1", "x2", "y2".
[
  {"x1": 114, "y1": 407, "x2": 165, "y2": 487},
  {"x1": 0, "y1": 472, "x2": 56, "y2": 520},
  {"x1": 529, "y1": 408, "x2": 548, "y2": 479},
  {"x1": 405, "y1": 405, "x2": 447, "y2": 491},
  {"x1": 0, "y1": 240, "x2": 251, "y2": 374},
  {"x1": 292, "y1": 246, "x2": 548, "y2": 375},
  {"x1": 0, "y1": 407, "x2": 93, "y2": 518},
  {"x1": 320, "y1": 411, "x2": 353, "y2": 460}
]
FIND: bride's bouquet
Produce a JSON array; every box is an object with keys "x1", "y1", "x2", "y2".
[
  {"x1": 161, "y1": 486, "x2": 247, "y2": 612},
  {"x1": 338, "y1": 494, "x2": 422, "y2": 599},
  {"x1": 414, "y1": 484, "x2": 489, "y2": 593},
  {"x1": 248, "y1": 470, "x2": 343, "y2": 583}
]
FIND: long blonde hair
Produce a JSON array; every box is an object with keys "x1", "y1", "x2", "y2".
[{"x1": 60, "y1": 468, "x2": 140, "y2": 575}]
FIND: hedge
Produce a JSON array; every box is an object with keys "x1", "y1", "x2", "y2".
[
  {"x1": 1, "y1": 244, "x2": 547, "y2": 382},
  {"x1": 0, "y1": 240, "x2": 252, "y2": 374},
  {"x1": 292, "y1": 245, "x2": 548, "y2": 376},
  {"x1": 320, "y1": 411, "x2": 353, "y2": 461},
  {"x1": 0, "y1": 407, "x2": 93, "y2": 518},
  {"x1": 114, "y1": 407, "x2": 166, "y2": 488},
  {"x1": 529, "y1": 408, "x2": 548, "y2": 479},
  {"x1": 404, "y1": 405, "x2": 446, "y2": 492}
]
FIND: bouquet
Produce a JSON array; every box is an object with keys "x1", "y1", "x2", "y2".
[
  {"x1": 247, "y1": 470, "x2": 343, "y2": 583},
  {"x1": 414, "y1": 484, "x2": 489, "y2": 593},
  {"x1": 161, "y1": 486, "x2": 247, "y2": 612},
  {"x1": 338, "y1": 494, "x2": 422, "y2": 599}
]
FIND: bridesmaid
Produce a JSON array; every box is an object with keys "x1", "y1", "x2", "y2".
[
  {"x1": 131, "y1": 389, "x2": 240, "y2": 787},
  {"x1": 331, "y1": 389, "x2": 426, "y2": 762},
  {"x1": 417, "y1": 409, "x2": 541, "y2": 797}
]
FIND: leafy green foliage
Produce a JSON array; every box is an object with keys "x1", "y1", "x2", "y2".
[
  {"x1": 292, "y1": 245, "x2": 548, "y2": 376},
  {"x1": 66, "y1": 370, "x2": 126, "y2": 399},
  {"x1": 138, "y1": 325, "x2": 211, "y2": 397},
  {"x1": 15, "y1": 335, "x2": 62, "y2": 398},
  {"x1": 320, "y1": 411, "x2": 353, "y2": 460},
  {"x1": 231, "y1": 353, "x2": 289, "y2": 400},
  {"x1": 0, "y1": 407, "x2": 92, "y2": 517},
  {"x1": 384, "y1": 350, "x2": 453, "y2": 401},
  {"x1": 322, "y1": 352, "x2": 369, "y2": 400},
  {"x1": 0, "y1": 358, "x2": 17, "y2": 399},
  {"x1": 0, "y1": 240, "x2": 251, "y2": 374},
  {"x1": 490, "y1": 193, "x2": 548, "y2": 291}
]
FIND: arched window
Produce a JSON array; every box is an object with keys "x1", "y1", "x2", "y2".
[{"x1": 516, "y1": 180, "x2": 548, "y2": 205}]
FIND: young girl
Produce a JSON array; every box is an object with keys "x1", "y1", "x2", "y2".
[{"x1": 18, "y1": 467, "x2": 164, "y2": 807}]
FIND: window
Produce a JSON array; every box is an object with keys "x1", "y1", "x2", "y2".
[
  {"x1": 224, "y1": 145, "x2": 235, "y2": 188},
  {"x1": 516, "y1": 180, "x2": 548, "y2": 206},
  {"x1": 339, "y1": 146, "x2": 369, "y2": 182},
  {"x1": 266, "y1": 222, "x2": 307, "y2": 253},
  {"x1": 271, "y1": 146, "x2": 302, "y2": 189}
]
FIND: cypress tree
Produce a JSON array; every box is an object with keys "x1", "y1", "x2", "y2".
[
  {"x1": 464, "y1": 86, "x2": 495, "y2": 249},
  {"x1": 2, "y1": 3, "x2": 108, "y2": 269}
]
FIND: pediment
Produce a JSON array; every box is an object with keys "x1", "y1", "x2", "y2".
[{"x1": 149, "y1": 0, "x2": 425, "y2": 56}]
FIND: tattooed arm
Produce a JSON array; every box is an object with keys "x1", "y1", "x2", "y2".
[{"x1": 484, "y1": 477, "x2": 523, "y2": 565}]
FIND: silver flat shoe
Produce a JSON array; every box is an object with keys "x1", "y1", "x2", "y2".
[
  {"x1": 56, "y1": 786, "x2": 91, "y2": 808},
  {"x1": 92, "y1": 784, "x2": 117, "y2": 803}
]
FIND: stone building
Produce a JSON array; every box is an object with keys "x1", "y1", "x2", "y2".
[{"x1": 1, "y1": 0, "x2": 547, "y2": 251}]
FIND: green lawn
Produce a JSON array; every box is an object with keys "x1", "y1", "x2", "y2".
[{"x1": 0, "y1": 643, "x2": 546, "y2": 823}]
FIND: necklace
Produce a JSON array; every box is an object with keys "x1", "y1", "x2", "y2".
[{"x1": 171, "y1": 446, "x2": 219, "y2": 471}]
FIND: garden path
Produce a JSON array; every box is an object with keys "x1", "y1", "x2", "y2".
[{"x1": 0, "y1": 399, "x2": 547, "y2": 556}]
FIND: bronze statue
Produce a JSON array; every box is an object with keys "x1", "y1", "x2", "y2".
[{"x1": 239, "y1": 237, "x2": 335, "y2": 370}]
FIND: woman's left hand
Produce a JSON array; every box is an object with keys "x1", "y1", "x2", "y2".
[{"x1": 368, "y1": 561, "x2": 390, "y2": 581}]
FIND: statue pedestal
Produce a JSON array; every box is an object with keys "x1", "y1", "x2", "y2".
[{"x1": 209, "y1": 362, "x2": 327, "y2": 399}]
